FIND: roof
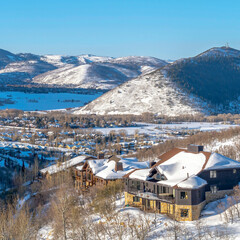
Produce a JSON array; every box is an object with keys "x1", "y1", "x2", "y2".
[
  {"x1": 176, "y1": 175, "x2": 207, "y2": 189},
  {"x1": 84, "y1": 157, "x2": 149, "y2": 180},
  {"x1": 128, "y1": 169, "x2": 151, "y2": 181},
  {"x1": 127, "y1": 147, "x2": 240, "y2": 189},
  {"x1": 40, "y1": 155, "x2": 87, "y2": 175},
  {"x1": 204, "y1": 153, "x2": 240, "y2": 170}
]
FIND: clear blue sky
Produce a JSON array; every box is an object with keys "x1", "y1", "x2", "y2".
[{"x1": 0, "y1": 0, "x2": 239, "y2": 59}]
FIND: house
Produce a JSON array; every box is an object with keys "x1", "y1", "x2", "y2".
[
  {"x1": 124, "y1": 145, "x2": 240, "y2": 221},
  {"x1": 40, "y1": 155, "x2": 88, "y2": 180},
  {"x1": 75, "y1": 156, "x2": 149, "y2": 190}
]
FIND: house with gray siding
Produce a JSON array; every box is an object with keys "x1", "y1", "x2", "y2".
[{"x1": 124, "y1": 145, "x2": 240, "y2": 221}]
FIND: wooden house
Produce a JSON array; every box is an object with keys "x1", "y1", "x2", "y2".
[{"x1": 75, "y1": 156, "x2": 149, "y2": 191}]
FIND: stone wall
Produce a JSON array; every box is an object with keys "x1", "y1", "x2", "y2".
[
  {"x1": 205, "y1": 189, "x2": 233, "y2": 203},
  {"x1": 175, "y1": 201, "x2": 206, "y2": 221}
]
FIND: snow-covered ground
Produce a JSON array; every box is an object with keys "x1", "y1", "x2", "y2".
[
  {"x1": 92, "y1": 122, "x2": 238, "y2": 136},
  {"x1": 37, "y1": 195, "x2": 240, "y2": 240}
]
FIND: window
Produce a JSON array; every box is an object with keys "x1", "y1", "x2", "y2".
[
  {"x1": 180, "y1": 191, "x2": 188, "y2": 199},
  {"x1": 180, "y1": 209, "x2": 189, "y2": 218},
  {"x1": 156, "y1": 173, "x2": 161, "y2": 180},
  {"x1": 153, "y1": 185, "x2": 155, "y2": 193},
  {"x1": 125, "y1": 179, "x2": 128, "y2": 185},
  {"x1": 133, "y1": 196, "x2": 140, "y2": 202},
  {"x1": 132, "y1": 181, "x2": 135, "y2": 187},
  {"x1": 87, "y1": 173, "x2": 91, "y2": 180},
  {"x1": 233, "y1": 169, "x2": 237, "y2": 174},
  {"x1": 210, "y1": 185, "x2": 217, "y2": 193},
  {"x1": 137, "y1": 181, "x2": 140, "y2": 190},
  {"x1": 210, "y1": 170, "x2": 217, "y2": 178},
  {"x1": 162, "y1": 186, "x2": 166, "y2": 193},
  {"x1": 157, "y1": 185, "x2": 159, "y2": 194}
]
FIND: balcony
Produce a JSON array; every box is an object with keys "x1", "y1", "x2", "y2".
[{"x1": 128, "y1": 187, "x2": 174, "y2": 203}]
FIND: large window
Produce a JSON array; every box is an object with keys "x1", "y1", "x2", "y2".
[
  {"x1": 180, "y1": 191, "x2": 188, "y2": 199},
  {"x1": 210, "y1": 170, "x2": 217, "y2": 178},
  {"x1": 210, "y1": 185, "x2": 218, "y2": 193},
  {"x1": 180, "y1": 209, "x2": 189, "y2": 218},
  {"x1": 133, "y1": 196, "x2": 140, "y2": 202}
]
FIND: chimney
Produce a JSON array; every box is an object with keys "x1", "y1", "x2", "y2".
[
  {"x1": 149, "y1": 161, "x2": 156, "y2": 167},
  {"x1": 187, "y1": 144, "x2": 204, "y2": 153},
  {"x1": 115, "y1": 162, "x2": 123, "y2": 172}
]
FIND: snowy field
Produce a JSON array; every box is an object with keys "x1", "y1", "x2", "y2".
[
  {"x1": 93, "y1": 122, "x2": 238, "y2": 136},
  {"x1": 0, "y1": 91, "x2": 102, "y2": 111},
  {"x1": 37, "y1": 195, "x2": 240, "y2": 240}
]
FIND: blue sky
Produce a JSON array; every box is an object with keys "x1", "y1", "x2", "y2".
[{"x1": 0, "y1": 0, "x2": 239, "y2": 59}]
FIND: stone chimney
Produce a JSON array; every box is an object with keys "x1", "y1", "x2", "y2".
[
  {"x1": 115, "y1": 162, "x2": 123, "y2": 172},
  {"x1": 187, "y1": 144, "x2": 204, "y2": 153}
]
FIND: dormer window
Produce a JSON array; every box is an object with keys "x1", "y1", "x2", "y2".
[
  {"x1": 210, "y1": 170, "x2": 217, "y2": 178},
  {"x1": 156, "y1": 173, "x2": 161, "y2": 180}
]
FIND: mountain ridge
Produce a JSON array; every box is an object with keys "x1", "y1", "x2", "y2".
[
  {"x1": 72, "y1": 46, "x2": 240, "y2": 116},
  {"x1": 0, "y1": 48, "x2": 168, "y2": 89}
]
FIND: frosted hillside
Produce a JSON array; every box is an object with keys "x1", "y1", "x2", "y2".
[
  {"x1": 0, "y1": 48, "x2": 168, "y2": 89},
  {"x1": 33, "y1": 56, "x2": 168, "y2": 89},
  {"x1": 72, "y1": 69, "x2": 207, "y2": 116}
]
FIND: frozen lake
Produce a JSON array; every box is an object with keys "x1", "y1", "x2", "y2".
[{"x1": 0, "y1": 91, "x2": 102, "y2": 111}]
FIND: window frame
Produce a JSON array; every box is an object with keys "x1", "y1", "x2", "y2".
[
  {"x1": 133, "y1": 196, "x2": 140, "y2": 202},
  {"x1": 180, "y1": 209, "x2": 189, "y2": 218},
  {"x1": 210, "y1": 170, "x2": 217, "y2": 178},
  {"x1": 210, "y1": 185, "x2": 218, "y2": 193},
  {"x1": 180, "y1": 191, "x2": 188, "y2": 199}
]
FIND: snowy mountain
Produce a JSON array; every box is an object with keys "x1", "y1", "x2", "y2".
[
  {"x1": 33, "y1": 56, "x2": 167, "y2": 89},
  {"x1": 0, "y1": 49, "x2": 167, "y2": 89},
  {"x1": 72, "y1": 46, "x2": 240, "y2": 116},
  {"x1": 72, "y1": 69, "x2": 207, "y2": 116}
]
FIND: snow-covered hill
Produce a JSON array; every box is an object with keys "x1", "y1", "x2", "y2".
[
  {"x1": 72, "y1": 46, "x2": 240, "y2": 116},
  {"x1": 72, "y1": 69, "x2": 207, "y2": 116},
  {"x1": 0, "y1": 49, "x2": 167, "y2": 89}
]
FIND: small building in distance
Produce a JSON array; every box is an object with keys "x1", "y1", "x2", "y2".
[{"x1": 124, "y1": 145, "x2": 240, "y2": 221}]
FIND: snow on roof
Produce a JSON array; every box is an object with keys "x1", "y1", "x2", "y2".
[
  {"x1": 88, "y1": 159, "x2": 107, "y2": 174},
  {"x1": 126, "y1": 148, "x2": 240, "y2": 189},
  {"x1": 204, "y1": 153, "x2": 240, "y2": 170},
  {"x1": 87, "y1": 157, "x2": 149, "y2": 180},
  {"x1": 129, "y1": 169, "x2": 151, "y2": 181},
  {"x1": 40, "y1": 155, "x2": 86, "y2": 175},
  {"x1": 177, "y1": 175, "x2": 207, "y2": 189},
  {"x1": 157, "y1": 151, "x2": 206, "y2": 183}
]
